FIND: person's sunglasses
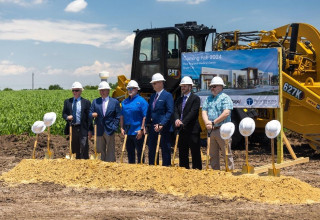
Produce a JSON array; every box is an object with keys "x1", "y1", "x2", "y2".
[
  {"x1": 72, "y1": 90, "x2": 80, "y2": 92},
  {"x1": 210, "y1": 85, "x2": 217, "y2": 89},
  {"x1": 127, "y1": 88, "x2": 135, "y2": 91}
]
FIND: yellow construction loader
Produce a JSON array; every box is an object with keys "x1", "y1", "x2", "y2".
[{"x1": 112, "y1": 22, "x2": 320, "y2": 153}]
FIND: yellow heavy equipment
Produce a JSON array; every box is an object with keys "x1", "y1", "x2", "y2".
[{"x1": 112, "y1": 22, "x2": 320, "y2": 153}]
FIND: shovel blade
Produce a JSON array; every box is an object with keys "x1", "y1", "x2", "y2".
[
  {"x1": 66, "y1": 153, "x2": 76, "y2": 160},
  {"x1": 45, "y1": 151, "x2": 54, "y2": 159},
  {"x1": 90, "y1": 153, "x2": 101, "y2": 160},
  {"x1": 242, "y1": 165, "x2": 255, "y2": 174},
  {"x1": 268, "y1": 168, "x2": 280, "y2": 177}
]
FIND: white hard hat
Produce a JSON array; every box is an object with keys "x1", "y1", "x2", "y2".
[
  {"x1": 180, "y1": 76, "x2": 194, "y2": 86},
  {"x1": 71, "y1": 81, "x2": 83, "y2": 90},
  {"x1": 239, "y1": 117, "x2": 255, "y2": 137},
  {"x1": 31, "y1": 121, "x2": 46, "y2": 134},
  {"x1": 43, "y1": 112, "x2": 57, "y2": 127},
  {"x1": 210, "y1": 76, "x2": 226, "y2": 87},
  {"x1": 126, "y1": 80, "x2": 140, "y2": 90},
  {"x1": 99, "y1": 71, "x2": 109, "y2": 79},
  {"x1": 150, "y1": 73, "x2": 166, "y2": 83},
  {"x1": 220, "y1": 122, "x2": 235, "y2": 140},
  {"x1": 265, "y1": 120, "x2": 281, "y2": 139},
  {"x1": 98, "y1": 81, "x2": 111, "y2": 90}
]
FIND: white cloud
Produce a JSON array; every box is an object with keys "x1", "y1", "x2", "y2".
[
  {"x1": 0, "y1": 19, "x2": 134, "y2": 49},
  {"x1": 0, "y1": 60, "x2": 32, "y2": 76},
  {"x1": 65, "y1": 0, "x2": 87, "y2": 13},
  {"x1": 0, "y1": 0, "x2": 44, "y2": 6},
  {"x1": 157, "y1": 0, "x2": 206, "y2": 4},
  {"x1": 73, "y1": 60, "x2": 131, "y2": 78}
]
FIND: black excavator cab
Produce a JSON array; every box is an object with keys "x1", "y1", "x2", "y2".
[{"x1": 131, "y1": 21, "x2": 216, "y2": 95}]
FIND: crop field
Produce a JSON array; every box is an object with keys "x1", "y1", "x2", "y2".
[{"x1": 0, "y1": 89, "x2": 105, "y2": 135}]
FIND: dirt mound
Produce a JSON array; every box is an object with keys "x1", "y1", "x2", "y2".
[{"x1": 1, "y1": 159, "x2": 320, "y2": 205}]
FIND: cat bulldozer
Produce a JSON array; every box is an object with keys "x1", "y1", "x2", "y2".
[{"x1": 112, "y1": 21, "x2": 320, "y2": 153}]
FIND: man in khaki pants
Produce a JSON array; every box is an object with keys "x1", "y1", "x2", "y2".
[
  {"x1": 89, "y1": 81, "x2": 120, "y2": 162},
  {"x1": 202, "y1": 76, "x2": 234, "y2": 170}
]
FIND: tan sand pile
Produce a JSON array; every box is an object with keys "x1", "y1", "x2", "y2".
[{"x1": 1, "y1": 159, "x2": 320, "y2": 204}]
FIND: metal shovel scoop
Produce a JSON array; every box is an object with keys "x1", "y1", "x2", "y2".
[
  {"x1": 66, "y1": 121, "x2": 76, "y2": 160},
  {"x1": 90, "y1": 118, "x2": 101, "y2": 160},
  {"x1": 45, "y1": 126, "x2": 54, "y2": 159}
]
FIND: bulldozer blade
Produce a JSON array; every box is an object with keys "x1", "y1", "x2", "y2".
[
  {"x1": 242, "y1": 165, "x2": 255, "y2": 174},
  {"x1": 268, "y1": 168, "x2": 280, "y2": 177}
]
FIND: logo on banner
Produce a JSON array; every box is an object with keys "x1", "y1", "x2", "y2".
[{"x1": 246, "y1": 98, "x2": 254, "y2": 106}]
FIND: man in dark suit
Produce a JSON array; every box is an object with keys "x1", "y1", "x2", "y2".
[
  {"x1": 174, "y1": 76, "x2": 202, "y2": 169},
  {"x1": 89, "y1": 81, "x2": 121, "y2": 162},
  {"x1": 146, "y1": 73, "x2": 174, "y2": 166},
  {"x1": 62, "y1": 81, "x2": 92, "y2": 159}
]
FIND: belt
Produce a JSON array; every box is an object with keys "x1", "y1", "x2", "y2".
[
  {"x1": 213, "y1": 126, "x2": 220, "y2": 130},
  {"x1": 72, "y1": 124, "x2": 81, "y2": 127}
]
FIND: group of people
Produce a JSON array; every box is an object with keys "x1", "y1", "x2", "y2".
[{"x1": 62, "y1": 73, "x2": 234, "y2": 171}]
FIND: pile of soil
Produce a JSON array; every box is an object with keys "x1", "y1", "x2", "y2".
[
  {"x1": 1, "y1": 159, "x2": 320, "y2": 204},
  {"x1": 1, "y1": 132, "x2": 320, "y2": 219}
]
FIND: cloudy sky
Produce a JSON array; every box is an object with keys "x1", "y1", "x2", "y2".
[{"x1": 0, "y1": 0, "x2": 319, "y2": 90}]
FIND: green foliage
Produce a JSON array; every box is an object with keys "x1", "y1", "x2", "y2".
[
  {"x1": 3, "y1": 88, "x2": 13, "y2": 91},
  {"x1": 48, "y1": 84, "x2": 63, "y2": 90},
  {"x1": 84, "y1": 85, "x2": 98, "y2": 90},
  {"x1": 109, "y1": 82, "x2": 118, "y2": 90},
  {"x1": 0, "y1": 89, "x2": 113, "y2": 136}
]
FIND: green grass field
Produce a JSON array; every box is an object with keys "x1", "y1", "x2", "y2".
[{"x1": 0, "y1": 89, "x2": 110, "y2": 135}]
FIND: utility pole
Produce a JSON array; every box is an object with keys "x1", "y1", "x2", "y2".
[{"x1": 32, "y1": 72, "x2": 34, "y2": 90}]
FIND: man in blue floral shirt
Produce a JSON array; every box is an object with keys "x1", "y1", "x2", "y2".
[{"x1": 202, "y1": 76, "x2": 234, "y2": 170}]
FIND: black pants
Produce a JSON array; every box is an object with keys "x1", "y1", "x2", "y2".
[
  {"x1": 126, "y1": 135, "x2": 144, "y2": 164},
  {"x1": 178, "y1": 131, "x2": 202, "y2": 170},
  {"x1": 72, "y1": 126, "x2": 89, "y2": 159}
]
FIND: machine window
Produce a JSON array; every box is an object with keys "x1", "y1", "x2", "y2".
[
  {"x1": 167, "y1": 33, "x2": 180, "y2": 68},
  {"x1": 139, "y1": 36, "x2": 161, "y2": 61},
  {"x1": 187, "y1": 36, "x2": 201, "y2": 52}
]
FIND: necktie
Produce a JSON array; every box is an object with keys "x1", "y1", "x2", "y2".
[
  {"x1": 72, "y1": 99, "x2": 77, "y2": 123},
  {"x1": 152, "y1": 93, "x2": 158, "y2": 109},
  {"x1": 102, "y1": 99, "x2": 106, "y2": 116},
  {"x1": 180, "y1": 96, "x2": 187, "y2": 120}
]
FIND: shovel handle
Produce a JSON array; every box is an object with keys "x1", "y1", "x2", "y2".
[
  {"x1": 206, "y1": 136, "x2": 211, "y2": 170},
  {"x1": 154, "y1": 133, "x2": 161, "y2": 166},
  {"x1": 69, "y1": 120, "x2": 72, "y2": 156},
  {"x1": 32, "y1": 134, "x2": 38, "y2": 159},
  {"x1": 120, "y1": 134, "x2": 128, "y2": 163},
  {"x1": 225, "y1": 139, "x2": 230, "y2": 172},
  {"x1": 140, "y1": 133, "x2": 148, "y2": 164},
  {"x1": 171, "y1": 134, "x2": 180, "y2": 166}
]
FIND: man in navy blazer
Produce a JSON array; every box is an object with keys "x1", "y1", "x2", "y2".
[
  {"x1": 146, "y1": 73, "x2": 174, "y2": 166},
  {"x1": 62, "y1": 82, "x2": 92, "y2": 159},
  {"x1": 89, "y1": 81, "x2": 121, "y2": 162}
]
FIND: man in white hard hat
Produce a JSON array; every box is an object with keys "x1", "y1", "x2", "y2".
[
  {"x1": 174, "y1": 76, "x2": 202, "y2": 170},
  {"x1": 202, "y1": 76, "x2": 234, "y2": 170},
  {"x1": 146, "y1": 73, "x2": 174, "y2": 166},
  {"x1": 120, "y1": 80, "x2": 148, "y2": 163},
  {"x1": 62, "y1": 81, "x2": 92, "y2": 159},
  {"x1": 89, "y1": 81, "x2": 121, "y2": 162}
]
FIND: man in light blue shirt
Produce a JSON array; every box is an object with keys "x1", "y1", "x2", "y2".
[
  {"x1": 202, "y1": 76, "x2": 234, "y2": 170},
  {"x1": 120, "y1": 80, "x2": 148, "y2": 164}
]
